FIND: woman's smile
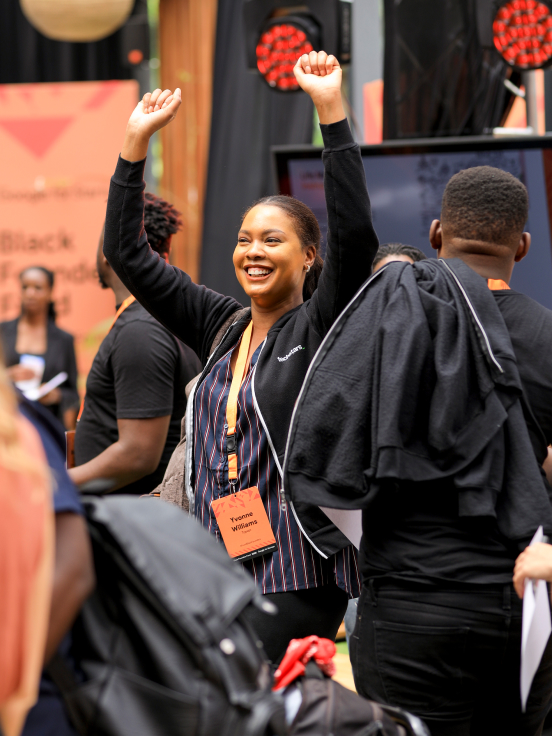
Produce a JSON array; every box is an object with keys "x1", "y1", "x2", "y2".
[{"x1": 244, "y1": 265, "x2": 274, "y2": 281}]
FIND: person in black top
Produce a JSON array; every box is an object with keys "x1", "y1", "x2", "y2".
[
  {"x1": 69, "y1": 198, "x2": 201, "y2": 495},
  {"x1": 1, "y1": 267, "x2": 79, "y2": 429},
  {"x1": 347, "y1": 166, "x2": 552, "y2": 736},
  {"x1": 514, "y1": 538, "x2": 552, "y2": 595},
  {"x1": 101, "y1": 52, "x2": 378, "y2": 660}
]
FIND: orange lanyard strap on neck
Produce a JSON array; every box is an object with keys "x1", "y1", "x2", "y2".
[
  {"x1": 76, "y1": 295, "x2": 136, "y2": 422},
  {"x1": 226, "y1": 322, "x2": 253, "y2": 484},
  {"x1": 487, "y1": 279, "x2": 510, "y2": 291},
  {"x1": 109, "y1": 294, "x2": 137, "y2": 329}
]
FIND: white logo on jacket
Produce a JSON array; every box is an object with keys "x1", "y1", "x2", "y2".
[{"x1": 277, "y1": 345, "x2": 305, "y2": 362}]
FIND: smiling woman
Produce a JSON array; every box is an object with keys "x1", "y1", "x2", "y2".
[
  {"x1": 103, "y1": 50, "x2": 380, "y2": 663},
  {"x1": 239, "y1": 195, "x2": 323, "y2": 299},
  {"x1": 231, "y1": 194, "x2": 323, "y2": 369}
]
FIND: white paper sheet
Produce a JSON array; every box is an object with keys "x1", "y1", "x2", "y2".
[
  {"x1": 521, "y1": 526, "x2": 552, "y2": 712},
  {"x1": 15, "y1": 354, "x2": 46, "y2": 393},
  {"x1": 23, "y1": 371, "x2": 68, "y2": 402},
  {"x1": 319, "y1": 507, "x2": 363, "y2": 549}
]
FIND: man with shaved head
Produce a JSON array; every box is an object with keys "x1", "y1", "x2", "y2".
[
  {"x1": 430, "y1": 165, "x2": 530, "y2": 281},
  {"x1": 356, "y1": 165, "x2": 552, "y2": 735},
  {"x1": 286, "y1": 164, "x2": 552, "y2": 735}
]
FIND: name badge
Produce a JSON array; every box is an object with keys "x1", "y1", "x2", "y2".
[{"x1": 212, "y1": 486, "x2": 277, "y2": 562}]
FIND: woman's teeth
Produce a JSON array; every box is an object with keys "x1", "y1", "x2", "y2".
[{"x1": 247, "y1": 268, "x2": 270, "y2": 276}]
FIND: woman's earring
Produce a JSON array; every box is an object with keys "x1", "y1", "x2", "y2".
[{"x1": 306, "y1": 265, "x2": 311, "y2": 273}]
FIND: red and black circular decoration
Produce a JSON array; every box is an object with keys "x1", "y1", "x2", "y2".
[
  {"x1": 256, "y1": 22, "x2": 314, "y2": 91},
  {"x1": 493, "y1": 0, "x2": 552, "y2": 70}
]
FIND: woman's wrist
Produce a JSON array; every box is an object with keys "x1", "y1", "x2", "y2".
[
  {"x1": 313, "y1": 91, "x2": 346, "y2": 125},
  {"x1": 121, "y1": 126, "x2": 150, "y2": 163}
]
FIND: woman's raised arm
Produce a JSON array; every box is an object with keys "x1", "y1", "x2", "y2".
[
  {"x1": 294, "y1": 53, "x2": 379, "y2": 334},
  {"x1": 104, "y1": 88, "x2": 241, "y2": 363}
]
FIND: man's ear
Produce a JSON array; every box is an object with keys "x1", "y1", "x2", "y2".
[
  {"x1": 429, "y1": 220, "x2": 442, "y2": 252},
  {"x1": 514, "y1": 232, "x2": 531, "y2": 263}
]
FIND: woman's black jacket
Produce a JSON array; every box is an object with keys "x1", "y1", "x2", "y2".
[
  {"x1": 104, "y1": 118, "x2": 379, "y2": 558},
  {"x1": 0, "y1": 317, "x2": 79, "y2": 422}
]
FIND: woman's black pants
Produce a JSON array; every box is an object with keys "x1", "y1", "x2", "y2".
[
  {"x1": 244, "y1": 582, "x2": 349, "y2": 663},
  {"x1": 350, "y1": 581, "x2": 552, "y2": 736}
]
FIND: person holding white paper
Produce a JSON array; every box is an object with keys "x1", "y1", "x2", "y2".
[
  {"x1": 0, "y1": 267, "x2": 79, "y2": 429},
  {"x1": 514, "y1": 542, "x2": 552, "y2": 598},
  {"x1": 283, "y1": 164, "x2": 552, "y2": 733}
]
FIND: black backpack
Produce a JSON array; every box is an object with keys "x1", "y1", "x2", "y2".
[{"x1": 49, "y1": 495, "x2": 286, "y2": 736}]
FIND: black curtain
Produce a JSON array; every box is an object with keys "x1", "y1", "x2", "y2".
[
  {"x1": 200, "y1": 0, "x2": 314, "y2": 303},
  {"x1": 383, "y1": 0, "x2": 516, "y2": 139},
  {"x1": 0, "y1": 0, "x2": 132, "y2": 83}
]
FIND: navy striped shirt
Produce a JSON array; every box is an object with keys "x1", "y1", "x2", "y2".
[{"x1": 193, "y1": 334, "x2": 361, "y2": 595}]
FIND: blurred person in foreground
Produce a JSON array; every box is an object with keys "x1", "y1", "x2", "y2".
[
  {"x1": 18, "y1": 388, "x2": 94, "y2": 736},
  {"x1": 0, "y1": 267, "x2": 79, "y2": 429},
  {"x1": 69, "y1": 198, "x2": 201, "y2": 494},
  {"x1": 372, "y1": 243, "x2": 427, "y2": 272},
  {"x1": 0, "y1": 354, "x2": 53, "y2": 736}
]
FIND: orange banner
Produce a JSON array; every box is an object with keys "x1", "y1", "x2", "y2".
[{"x1": 0, "y1": 80, "x2": 138, "y2": 389}]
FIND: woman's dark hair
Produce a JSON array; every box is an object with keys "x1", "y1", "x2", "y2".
[
  {"x1": 243, "y1": 195, "x2": 323, "y2": 300},
  {"x1": 144, "y1": 192, "x2": 182, "y2": 257},
  {"x1": 372, "y1": 243, "x2": 427, "y2": 271},
  {"x1": 19, "y1": 266, "x2": 56, "y2": 321}
]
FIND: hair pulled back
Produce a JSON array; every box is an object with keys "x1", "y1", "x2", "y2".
[
  {"x1": 19, "y1": 266, "x2": 56, "y2": 321},
  {"x1": 144, "y1": 192, "x2": 182, "y2": 258},
  {"x1": 372, "y1": 243, "x2": 427, "y2": 270},
  {"x1": 243, "y1": 195, "x2": 323, "y2": 300}
]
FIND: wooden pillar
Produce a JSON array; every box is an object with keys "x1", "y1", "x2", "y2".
[{"x1": 159, "y1": 0, "x2": 218, "y2": 282}]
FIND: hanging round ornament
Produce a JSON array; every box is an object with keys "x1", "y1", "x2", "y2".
[{"x1": 19, "y1": 0, "x2": 134, "y2": 43}]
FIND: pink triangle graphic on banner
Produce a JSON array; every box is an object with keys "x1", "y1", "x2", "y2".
[{"x1": 0, "y1": 117, "x2": 74, "y2": 158}]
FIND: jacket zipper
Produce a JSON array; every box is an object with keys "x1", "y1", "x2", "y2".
[
  {"x1": 250, "y1": 341, "x2": 329, "y2": 559},
  {"x1": 282, "y1": 266, "x2": 388, "y2": 495},
  {"x1": 439, "y1": 259, "x2": 504, "y2": 374},
  {"x1": 279, "y1": 267, "x2": 389, "y2": 558}
]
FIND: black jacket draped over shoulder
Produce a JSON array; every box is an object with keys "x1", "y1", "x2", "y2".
[
  {"x1": 103, "y1": 118, "x2": 379, "y2": 559},
  {"x1": 283, "y1": 258, "x2": 552, "y2": 548},
  {"x1": 1, "y1": 317, "x2": 79, "y2": 422}
]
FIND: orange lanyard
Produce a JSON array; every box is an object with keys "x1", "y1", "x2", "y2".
[
  {"x1": 226, "y1": 322, "x2": 253, "y2": 484},
  {"x1": 487, "y1": 279, "x2": 510, "y2": 291},
  {"x1": 76, "y1": 295, "x2": 136, "y2": 422},
  {"x1": 108, "y1": 294, "x2": 137, "y2": 330}
]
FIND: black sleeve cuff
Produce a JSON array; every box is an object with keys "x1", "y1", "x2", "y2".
[
  {"x1": 320, "y1": 117, "x2": 356, "y2": 150},
  {"x1": 112, "y1": 154, "x2": 147, "y2": 188}
]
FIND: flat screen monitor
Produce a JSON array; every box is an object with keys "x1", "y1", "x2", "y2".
[{"x1": 273, "y1": 136, "x2": 552, "y2": 310}]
